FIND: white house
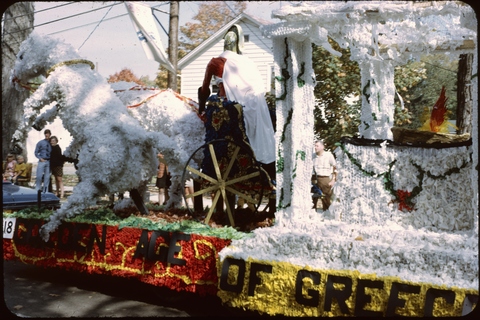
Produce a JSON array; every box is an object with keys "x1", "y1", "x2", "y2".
[{"x1": 178, "y1": 13, "x2": 274, "y2": 100}]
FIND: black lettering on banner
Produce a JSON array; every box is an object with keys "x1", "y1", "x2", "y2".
[
  {"x1": 65, "y1": 223, "x2": 90, "y2": 252},
  {"x1": 147, "y1": 230, "x2": 170, "y2": 262},
  {"x1": 57, "y1": 223, "x2": 75, "y2": 250},
  {"x1": 295, "y1": 270, "x2": 321, "y2": 307},
  {"x1": 424, "y1": 288, "x2": 455, "y2": 317},
  {"x1": 386, "y1": 282, "x2": 421, "y2": 316},
  {"x1": 72, "y1": 223, "x2": 91, "y2": 252},
  {"x1": 14, "y1": 219, "x2": 51, "y2": 248},
  {"x1": 15, "y1": 219, "x2": 41, "y2": 247},
  {"x1": 167, "y1": 233, "x2": 190, "y2": 266},
  {"x1": 86, "y1": 224, "x2": 107, "y2": 255},
  {"x1": 247, "y1": 263, "x2": 273, "y2": 296},
  {"x1": 219, "y1": 257, "x2": 246, "y2": 293},
  {"x1": 354, "y1": 279, "x2": 384, "y2": 317},
  {"x1": 324, "y1": 275, "x2": 352, "y2": 315},
  {"x1": 133, "y1": 229, "x2": 149, "y2": 259},
  {"x1": 133, "y1": 230, "x2": 190, "y2": 265}
]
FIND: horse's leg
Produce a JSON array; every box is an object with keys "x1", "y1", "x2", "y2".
[
  {"x1": 39, "y1": 180, "x2": 100, "y2": 241},
  {"x1": 129, "y1": 188, "x2": 148, "y2": 215},
  {"x1": 31, "y1": 104, "x2": 60, "y2": 131},
  {"x1": 10, "y1": 82, "x2": 61, "y2": 153}
]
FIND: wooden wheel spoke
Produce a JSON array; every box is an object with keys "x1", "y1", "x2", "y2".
[
  {"x1": 208, "y1": 144, "x2": 222, "y2": 181},
  {"x1": 222, "y1": 146, "x2": 240, "y2": 180},
  {"x1": 186, "y1": 165, "x2": 217, "y2": 184},
  {"x1": 220, "y1": 188, "x2": 235, "y2": 227},
  {"x1": 188, "y1": 184, "x2": 220, "y2": 198},
  {"x1": 225, "y1": 186, "x2": 259, "y2": 204},
  {"x1": 183, "y1": 140, "x2": 264, "y2": 227},
  {"x1": 204, "y1": 191, "x2": 221, "y2": 224},
  {"x1": 224, "y1": 171, "x2": 260, "y2": 187}
]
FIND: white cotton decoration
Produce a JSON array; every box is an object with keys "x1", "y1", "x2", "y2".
[{"x1": 11, "y1": 33, "x2": 201, "y2": 240}]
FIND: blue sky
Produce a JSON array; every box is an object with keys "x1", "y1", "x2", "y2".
[{"x1": 32, "y1": 1, "x2": 282, "y2": 79}]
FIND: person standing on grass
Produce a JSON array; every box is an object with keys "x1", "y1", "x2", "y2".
[{"x1": 34, "y1": 129, "x2": 52, "y2": 193}]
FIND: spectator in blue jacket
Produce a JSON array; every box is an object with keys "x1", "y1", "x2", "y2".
[{"x1": 35, "y1": 129, "x2": 52, "y2": 193}]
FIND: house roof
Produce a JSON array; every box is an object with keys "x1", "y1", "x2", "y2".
[{"x1": 178, "y1": 13, "x2": 270, "y2": 70}]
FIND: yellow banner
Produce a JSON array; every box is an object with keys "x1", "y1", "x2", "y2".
[{"x1": 217, "y1": 257, "x2": 478, "y2": 317}]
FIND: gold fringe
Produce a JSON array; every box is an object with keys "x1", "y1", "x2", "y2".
[{"x1": 46, "y1": 59, "x2": 95, "y2": 77}]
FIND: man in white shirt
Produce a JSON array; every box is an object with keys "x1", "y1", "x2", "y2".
[{"x1": 312, "y1": 140, "x2": 337, "y2": 210}]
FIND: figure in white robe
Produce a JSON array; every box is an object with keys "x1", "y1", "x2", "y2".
[{"x1": 198, "y1": 24, "x2": 275, "y2": 165}]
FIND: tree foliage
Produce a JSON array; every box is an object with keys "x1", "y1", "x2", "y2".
[
  {"x1": 311, "y1": 39, "x2": 457, "y2": 150},
  {"x1": 179, "y1": 1, "x2": 246, "y2": 53},
  {"x1": 154, "y1": 66, "x2": 175, "y2": 90},
  {"x1": 107, "y1": 68, "x2": 145, "y2": 85},
  {"x1": 397, "y1": 54, "x2": 458, "y2": 130},
  {"x1": 312, "y1": 40, "x2": 361, "y2": 150},
  {"x1": 154, "y1": 2, "x2": 246, "y2": 90}
]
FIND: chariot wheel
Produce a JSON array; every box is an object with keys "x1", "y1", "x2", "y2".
[{"x1": 181, "y1": 139, "x2": 269, "y2": 227}]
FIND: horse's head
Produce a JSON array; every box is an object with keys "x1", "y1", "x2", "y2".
[{"x1": 11, "y1": 32, "x2": 82, "y2": 91}]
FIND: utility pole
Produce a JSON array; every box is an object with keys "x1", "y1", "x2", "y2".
[{"x1": 167, "y1": 1, "x2": 179, "y2": 91}]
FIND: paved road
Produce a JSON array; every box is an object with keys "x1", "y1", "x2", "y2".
[{"x1": 3, "y1": 260, "x2": 261, "y2": 318}]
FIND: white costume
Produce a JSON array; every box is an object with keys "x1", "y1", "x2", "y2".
[{"x1": 219, "y1": 50, "x2": 276, "y2": 164}]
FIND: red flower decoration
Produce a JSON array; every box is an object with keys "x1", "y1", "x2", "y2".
[
  {"x1": 396, "y1": 190, "x2": 414, "y2": 211},
  {"x1": 3, "y1": 219, "x2": 231, "y2": 296}
]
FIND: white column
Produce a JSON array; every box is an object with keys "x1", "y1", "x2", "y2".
[
  {"x1": 358, "y1": 58, "x2": 396, "y2": 140},
  {"x1": 275, "y1": 36, "x2": 316, "y2": 225}
]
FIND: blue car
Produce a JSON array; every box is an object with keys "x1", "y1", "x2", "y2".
[{"x1": 2, "y1": 181, "x2": 61, "y2": 210}]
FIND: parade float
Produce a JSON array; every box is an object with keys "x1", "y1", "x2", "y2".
[{"x1": 3, "y1": 1, "x2": 478, "y2": 317}]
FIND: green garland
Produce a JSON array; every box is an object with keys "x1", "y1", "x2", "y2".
[
  {"x1": 297, "y1": 62, "x2": 305, "y2": 87},
  {"x1": 277, "y1": 188, "x2": 291, "y2": 210},
  {"x1": 292, "y1": 150, "x2": 306, "y2": 179},
  {"x1": 276, "y1": 146, "x2": 284, "y2": 173},
  {"x1": 275, "y1": 38, "x2": 291, "y2": 101},
  {"x1": 336, "y1": 142, "x2": 472, "y2": 207}
]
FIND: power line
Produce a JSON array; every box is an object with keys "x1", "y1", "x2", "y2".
[
  {"x1": 34, "y1": 2, "x2": 123, "y2": 28},
  {"x1": 3, "y1": 2, "x2": 124, "y2": 36},
  {"x1": 39, "y1": 3, "x2": 170, "y2": 36},
  {"x1": 420, "y1": 59, "x2": 457, "y2": 74},
  {"x1": 2, "y1": 2, "x2": 77, "y2": 22},
  {"x1": 153, "y1": 12, "x2": 169, "y2": 36},
  {"x1": 47, "y1": 13, "x2": 129, "y2": 35},
  {"x1": 78, "y1": 2, "x2": 117, "y2": 51}
]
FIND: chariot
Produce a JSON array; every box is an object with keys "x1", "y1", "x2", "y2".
[{"x1": 180, "y1": 95, "x2": 275, "y2": 227}]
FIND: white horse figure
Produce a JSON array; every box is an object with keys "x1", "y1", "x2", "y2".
[
  {"x1": 112, "y1": 83, "x2": 205, "y2": 207},
  {"x1": 10, "y1": 33, "x2": 200, "y2": 240}
]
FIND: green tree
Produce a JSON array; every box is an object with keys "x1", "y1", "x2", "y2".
[
  {"x1": 179, "y1": 1, "x2": 246, "y2": 53},
  {"x1": 139, "y1": 75, "x2": 157, "y2": 88},
  {"x1": 311, "y1": 40, "x2": 446, "y2": 149},
  {"x1": 397, "y1": 54, "x2": 458, "y2": 130},
  {"x1": 312, "y1": 40, "x2": 362, "y2": 150},
  {"x1": 154, "y1": 49, "x2": 187, "y2": 89}
]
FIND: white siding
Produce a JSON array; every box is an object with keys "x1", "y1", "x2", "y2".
[{"x1": 180, "y1": 19, "x2": 273, "y2": 100}]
